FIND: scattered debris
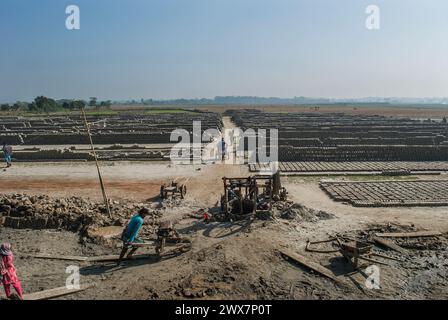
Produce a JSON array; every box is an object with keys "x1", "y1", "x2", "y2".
[{"x1": 339, "y1": 241, "x2": 390, "y2": 269}]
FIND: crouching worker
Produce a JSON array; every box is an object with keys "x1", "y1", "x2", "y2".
[
  {"x1": 117, "y1": 207, "x2": 150, "y2": 265},
  {"x1": 0, "y1": 243, "x2": 23, "y2": 300}
]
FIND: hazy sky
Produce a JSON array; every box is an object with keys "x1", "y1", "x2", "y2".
[{"x1": 1, "y1": 0, "x2": 447, "y2": 102}]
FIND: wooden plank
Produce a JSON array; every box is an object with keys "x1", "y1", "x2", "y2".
[
  {"x1": 279, "y1": 249, "x2": 340, "y2": 283},
  {"x1": 23, "y1": 283, "x2": 94, "y2": 300},
  {"x1": 372, "y1": 236, "x2": 407, "y2": 254},
  {"x1": 88, "y1": 253, "x2": 152, "y2": 262},
  {"x1": 357, "y1": 256, "x2": 390, "y2": 266},
  {"x1": 122, "y1": 242, "x2": 154, "y2": 248},
  {"x1": 375, "y1": 231, "x2": 442, "y2": 238},
  {"x1": 26, "y1": 254, "x2": 91, "y2": 262},
  {"x1": 26, "y1": 244, "x2": 153, "y2": 263}
]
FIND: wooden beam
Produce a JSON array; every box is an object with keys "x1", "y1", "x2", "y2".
[
  {"x1": 357, "y1": 256, "x2": 390, "y2": 266},
  {"x1": 374, "y1": 231, "x2": 442, "y2": 238},
  {"x1": 279, "y1": 249, "x2": 341, "y2": 284},
  {"x1": 23, "y1": 283, "x2": 94, "y2": 300},
  {"x1": 26, "y1": 252, "x2": 153, "y2": 263},
  {"x1": 372, "y1": 236, "x2": 407, "y2": 254},
  {"x1": 88, "y1": 254, "x2": 152, "y2": 262},
  {"x1": 125, "y1": 242, "x2": 154, "y2": 247},
  {"x1": 26, "y1": 254, "x2": 91, "y2": 262},
  {"x1": 370, "y1": 252, "x2": 403, "y2": 262},
  {"x1": 80, "y1": 106, "x2": 111, "y2": 218}
]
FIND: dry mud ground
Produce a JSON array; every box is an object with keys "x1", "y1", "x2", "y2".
[{"x1": 1, "y1": 162, "x2": 448, "y2": 300}]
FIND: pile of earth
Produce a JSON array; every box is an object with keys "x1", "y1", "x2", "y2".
[
  {"x1": 0, "y1": 193, "x2": 162, "y2": 236},
  {"x1": 277, "y1": 203, "x2": 335, "y2": 222}
]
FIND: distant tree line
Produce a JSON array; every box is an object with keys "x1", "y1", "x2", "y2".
[
  {"x1": 0, "y1": 96, "x2": 112, "y2": 113},
  {"x1": 127, "y1": 96, "x2": 335, "y2": 106},
  {"x1": 118, "y1": 96, "x2": 448, "y2": 106}
]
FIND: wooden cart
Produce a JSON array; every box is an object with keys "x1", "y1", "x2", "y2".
[{"x1": 160, "y1": 181, "x2": 187, "y2": 199}]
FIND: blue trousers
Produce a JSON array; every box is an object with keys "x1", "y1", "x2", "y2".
[{"x1": 4, "y1": 155, "x2": 11, "y2": 164}]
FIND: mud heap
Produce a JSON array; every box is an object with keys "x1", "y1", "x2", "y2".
[
  {"x1": 0, "y1": 194, "x2": 162, "y2": 235},
  {"x1": 273, "y1": 202, "x2": 335, "y2": 222}
]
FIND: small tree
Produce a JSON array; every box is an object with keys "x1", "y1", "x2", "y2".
[
  {"x1": 62, "y1": 102, "x2": 70, "y2": 110},
  {"x1": 33, "y1": 96, "x2": 59, "y2": 112},
  {"x1": 72, "y1": 100, "x2": 86, "y2": 110},
  {"x1": 89, "y1": 97, "x2": 97, "y2": 107},
  {"x1": 13, "y1": 102, "x2": 28, "y2": 111},
  {"x1": 99, "y1": 100, "x2": 112, "y2": 108},
  {"x1": 0, "y1": 104, "x2": 10, "y2": 112}
]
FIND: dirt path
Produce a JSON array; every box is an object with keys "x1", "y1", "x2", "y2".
[{"x1": 221, "y1": 116, "x2": 237, "y2": 129}]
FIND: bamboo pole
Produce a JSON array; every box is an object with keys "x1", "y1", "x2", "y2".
[{"x1": 80, "y1": 106, "x2": 111, "y2": 217}]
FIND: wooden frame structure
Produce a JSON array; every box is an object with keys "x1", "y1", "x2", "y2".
[{"x1": 221, "y1": 174, "x2": 280, "y2": 217}]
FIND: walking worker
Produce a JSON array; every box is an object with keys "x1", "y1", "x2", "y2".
[
  {"x1": 117, "y1": 207, "x2": 150, "y2": 265},
  {"x1": 0, "y1": 242, "x2": 23, "y2": 300},
  {"x1": 220, "y1": 137, "x2": 226, "y2": 161},
  {"x1": 2, "y1": 143, "x2": 12, "y2": 167}
]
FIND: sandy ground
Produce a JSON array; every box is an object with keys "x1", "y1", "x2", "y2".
[{"x1": 0, "y1": 161, "x2": 248, "y2": 205}]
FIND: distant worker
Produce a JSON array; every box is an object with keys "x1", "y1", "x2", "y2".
[
  {"x1": 117, "y1": 207, "x2": 150, "y2": 265},
  {"x1": 2, "y1": 143, "x2": 12, "y2": 168},
  {"x1": 0, "y1": 243, "x2": 23, "y2": 300},
  {"x1": 220, "y1": 137, "x2": 226, "y2": 161}
]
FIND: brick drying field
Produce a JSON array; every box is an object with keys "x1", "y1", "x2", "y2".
[
  {"x1": 0, "y1": 112, "x2": 222, "y2": 161},
  {"x1": 320, "y1": 180, "x2": 448, "y2": 207},
  {"x1": 250, "y1": 161, "x2": 448, "y2": 173},
  {"x1": 229, "y1": 110, "x2": 448, "y2": 163}
]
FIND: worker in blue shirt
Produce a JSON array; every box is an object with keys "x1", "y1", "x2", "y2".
[{"x1": 117, "y1": 207, "x2": 150, "y2": 265}]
